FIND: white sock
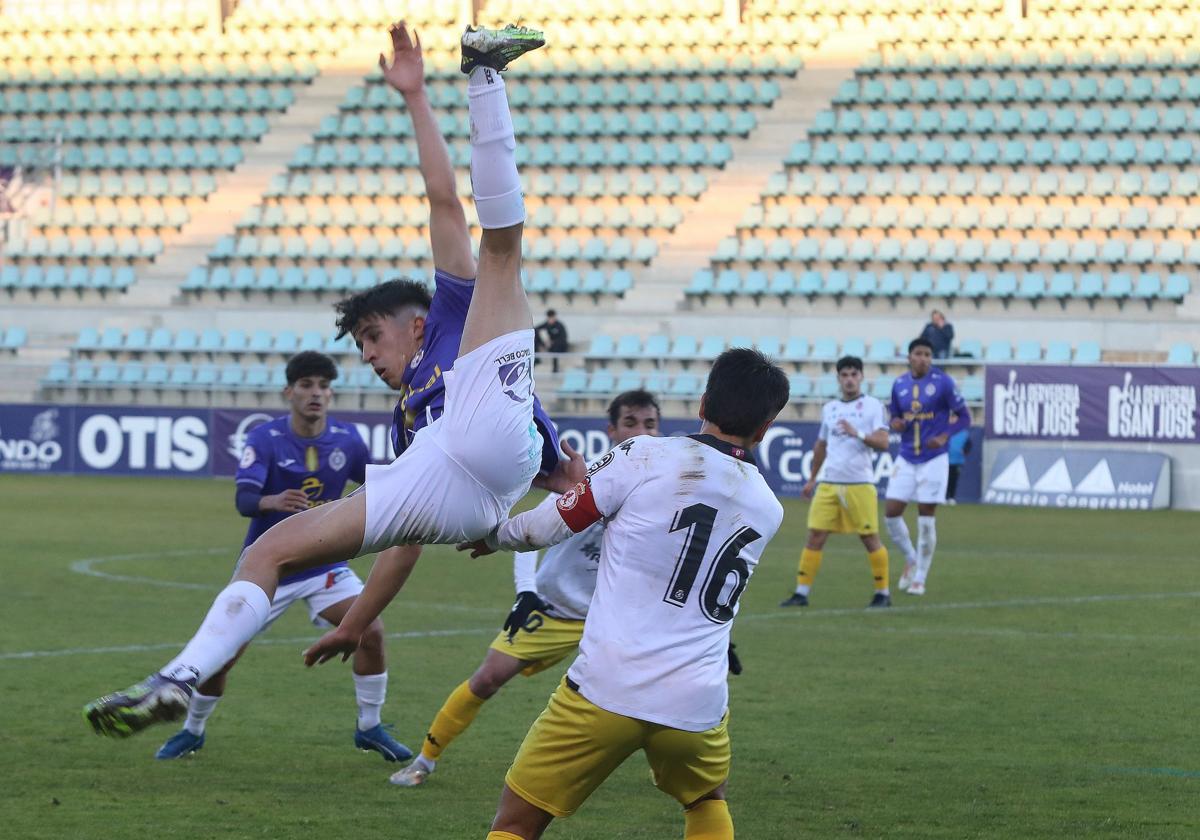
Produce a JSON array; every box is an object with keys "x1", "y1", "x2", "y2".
[
  {"x1": 183, "y1": 691, "x2": 221, "y2": 736},
  {"x1": 354, "y1": 671, "x2": 388, "y2": 731},
  {"x1": 885, "y1": 516, "x2": 917, "y2": 567},
  {"x1": 467, "y1": 66, "x2": 525, "y2": 229},
  {"x1": 413, "y1": 753, "x2": 436, "y2": 773},
  {"x1": 795, "y1": 584, "x2": 811, "y2": 596},
  {"x1": 161, "y1": 581, "x2": 270, "y2": 684},
  {"x1": 916, "y1": 516, "x2": 937, "y2": 583}
]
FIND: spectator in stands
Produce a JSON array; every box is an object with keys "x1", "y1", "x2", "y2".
[
  {"x1": 919, "y1": 310, "x2": 955, "y2": 359},
  {"x1": 535, "y1": 309, "x2": 569, "y2": 371},
  {"x1": 946, "y1": 428, "x2": 971, "y2": 505}
]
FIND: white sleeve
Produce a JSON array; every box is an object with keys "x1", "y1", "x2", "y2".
[
  {"x1": 872, "y1": 400, "x2": 889, "y2": 432},
  {"x1": 513, "y1": 551, "x2": 540, "y2": 593},
  {"x1": 817, "y1": 406, "x2": 831, "y2": 442},
  {"x1": 489, "y1": 502, "x2": 575, "y2": 552}
]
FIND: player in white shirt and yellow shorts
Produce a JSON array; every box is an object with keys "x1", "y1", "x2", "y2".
[
  {"x1": 780, "y1": 355, "x2": 894, "y2": 609},
  {"x1": 461, "y1": 349, "x2": 791, "y2": 840},
  {"x1": 387, "y1": 391, "x2": 663, "y2": 788}
]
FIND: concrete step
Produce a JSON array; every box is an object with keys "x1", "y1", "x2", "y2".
[{"x1": 617, "y1": 37, "x2": 873, "y2": 317}]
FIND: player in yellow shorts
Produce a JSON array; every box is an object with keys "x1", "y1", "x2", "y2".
[
  {"x1": 387, "y1": 390, "x2": 662, "y2": 787},
  {"x1": 780, "y1": 355, "x2": 893, "y2": 609}
]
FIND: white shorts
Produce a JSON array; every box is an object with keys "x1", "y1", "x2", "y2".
[
  {"x1": 266, "y1": 566, "x2": 364, "y2": 629},
  {"x1": 360, "y1": 329, "x2": 543, "y2": 554},
  {"x1": 886, "y1": 454, "x2": 949, "y2": 505}
]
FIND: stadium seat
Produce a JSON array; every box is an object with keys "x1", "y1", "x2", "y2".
[{"x1": 1166, "y1": 343, "x2": 1195, "y2": 365}]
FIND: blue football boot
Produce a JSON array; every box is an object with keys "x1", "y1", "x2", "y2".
[
  {"x1": 156, "y1": 729, "x2": 205, "y2": 760},
  {"x1": 354, "y1": 723, "x2": 413, "y2": 762}
]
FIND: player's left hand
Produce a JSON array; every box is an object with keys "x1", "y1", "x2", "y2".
[
  {"x1": 532, "y1": 440, "x2": 587, "y2": 494},
  {"x1": 727, "y1": 642, "x2": 743, "y2": 676},
  {"x1": 456, "y1": 539, "x2": 495, "y2": 558},
  {"x1": 927, "y1": 433, "x2": 949, "y2": 449},
  {"x1": 379, "y1": 20, "x2": 424, "y2": 95},
  {"x1": 302, "y1": 626, "x2": 361, "y2": 667},
  {"x1": 503, "y1": 590, "x2": 552, "y2": 641}
]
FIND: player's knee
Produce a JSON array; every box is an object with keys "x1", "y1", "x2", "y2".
[
  {"x1": 470, "y1": 668, "x2": 508, "y2": 699},
  {"x1": 685, "y1": 782, "x2": 727, "y2": 809},
  {"x1": 358, "y1": 620, "x2": 385, "y2": 654}
]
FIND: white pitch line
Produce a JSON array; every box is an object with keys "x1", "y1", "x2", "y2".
[
  {"x1": 741, "y1": 589, "x2": 1200, "y2": 622},
  {"x1": 66, "y1": 548, "x2": 498, "y2": 614},
  {"x1": 0, "y1": 627, "x2": 494, "y2": 662}
]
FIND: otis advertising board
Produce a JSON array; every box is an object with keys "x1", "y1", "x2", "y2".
[
  {"x1": 0, "y1": 404, "x2": 984, "y2": 501},
  {"x1": 987, "y1": 365, "x2": 1200, "y2": 443}
]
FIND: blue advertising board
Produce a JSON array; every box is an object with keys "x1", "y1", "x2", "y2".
[{"x1": 0, "y1": 404, "x2": 985, "y2": 501}]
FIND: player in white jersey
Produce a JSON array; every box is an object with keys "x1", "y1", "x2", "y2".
[
  {"x1": 82, "y1": 23, "x2": 578, "y2": 739},
  {"x1": 462, "y1": 349, "x2": 791, "y2": 840},
  {"x1": 780, "y1": 355, "x2": 893, "y2": 609},
  {"x1": 387, "y1": 390, "x2": 661, "y2": 787}
]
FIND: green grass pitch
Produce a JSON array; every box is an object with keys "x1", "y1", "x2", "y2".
[{"x1": 2, "y1": 474, "x2": 1198, "y2": 839}]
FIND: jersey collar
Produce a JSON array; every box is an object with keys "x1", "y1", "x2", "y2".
[{"x1": 688, "y1": 434, "x2": 757, "y2": 466}]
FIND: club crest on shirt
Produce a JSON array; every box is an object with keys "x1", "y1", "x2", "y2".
[
  {"x1": 925, "y1": 383, "x2": 936, "y2": 396},
  {"x1": 240, "y1": 445, "x2": 256, "y2": 469},
  {"x1": 330, "y1": 447, "x2": 346, "y2": 471}
]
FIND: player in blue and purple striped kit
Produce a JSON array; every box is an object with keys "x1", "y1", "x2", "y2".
[{"x1": 886, "y1": 337, "x2": 971, "y2": 595}]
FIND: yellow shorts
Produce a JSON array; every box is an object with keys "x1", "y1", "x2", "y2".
[
  {"x1": 807, "y1": 482, "x2": 879, "y2": 535},
  {"x1": 487, "y1": 612, "x2": 584, "y2": 677},
  {"x1": 506, "y1": 678, "x2": 730, "y2": 818}
]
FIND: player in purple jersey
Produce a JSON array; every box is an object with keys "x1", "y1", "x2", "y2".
[
  {"x1": 154, "y1": 352, "x2": 411, "y2": 762},
  {"x1": 885, "y1": 337, "x2": 971, "y2": 595},
  {"x1": 84, "y1": 21, "x2": 582, "y2": 739}
]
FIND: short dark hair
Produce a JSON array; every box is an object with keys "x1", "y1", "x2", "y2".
[
  {"x1": 333, "y1": 279, "x2": 432, "y2": 340},
  {"x1": 546, "y1": 309, "x2": 557, "y2": 317},
  {"x1": 702, "y1": 348, "x2": 789, "y2": 438},
  {"x1": 836, "y1": 355, "x2": 863, "y2": 373},
  {"x1": 908, "y1": 337, "x2": 934, "y2": 354},
  {"x1": 607, "y1": 389, "x2": 661, "y2": 426},
  {"x1": 285, "y1": 351, "x2": 338, "y2": 385}
]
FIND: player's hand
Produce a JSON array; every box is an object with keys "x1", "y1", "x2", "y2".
[
  {"x1": 727, "y1": 642, "x2": 743, "y2": 676},
  {"x1": 302, "y1": 625, "x2": 361, "y2": 666},
  {"x1": 837, "y1": 418, "x2": 859, "y2": 438},
  {"x1": 456, "y1": 539, "x2": 496, "y2": 558},
  {"x1": 260, "y1": 489, "x2": 310, "y2": 513},
  {"x1": 889, "y1": 417, "x2": 906, "y2": 432},
  {"x1": 927, "y1": 433, "x2": 949, "y2": 450},
  {"x1": 801, "y1": 479, "x2": 817, "y2": 499},
  {"x1": 379, "y1": 21, "x2": 424, "y2": 95},
  {"x1": 532, "y1": 440, "x2": 587, "y2": 495},
  {"x1": 503, "y1": 591, "x2": 552, "y2": 641}
]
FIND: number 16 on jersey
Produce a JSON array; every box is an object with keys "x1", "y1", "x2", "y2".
[{"x1": 665, "y1": 503, "x2": 762, "y2": 624}]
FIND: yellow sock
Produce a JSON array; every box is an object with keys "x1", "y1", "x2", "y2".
[
  {"x1": 796, "y1": 548, "x2": 823, "y2": 589},
  {"x1": 422, "y1": 680, "x2": 487, "y2": 761},
  {"x1": 685, "y1": 799, "x2": 733, "y2": 839},
  {"x1": 486, "y1": 833, "x2": 524, "y2": 840},
  {"x1": 868, "y1": 546, "x2": 889, "y2": 592}
]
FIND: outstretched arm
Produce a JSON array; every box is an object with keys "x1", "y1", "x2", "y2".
[
  {"x1": 303, "y1": 544, "x2": 421, "y2": 666},
  {"x1": 381, "y1": 21, "x2": 476, "y2": 280}
]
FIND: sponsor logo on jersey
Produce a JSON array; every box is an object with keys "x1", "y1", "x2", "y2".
[
  {"x1": 330, "y1": 447, "x2": 346, "y2": 471},
  {"x1": 240, "y1": 445, "x2": 257, "y2": 469},
  {"x1": 586, "y1": 451, "x2": 615, "y2": 475},
  {"x1": 277, "y1": 458, "x2": 296, "y2": 467},
  {"x1": 496, "y1": 357, "x2": 532, "y2": 403},
  {"x1": 301, "y1": 474, "x2": 325, "y2": 500},
  {"x1": 409, "y1": 347, "x2": 425, "y2": 369}
]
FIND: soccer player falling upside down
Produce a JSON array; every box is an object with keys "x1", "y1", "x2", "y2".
[{"x1": 83, "y1": 21, "x2": 573, "y2": 738}]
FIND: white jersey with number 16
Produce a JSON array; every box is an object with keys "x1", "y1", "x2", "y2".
[{"x1": 554, "y1": 434, "x2": 784, "y2": 733}]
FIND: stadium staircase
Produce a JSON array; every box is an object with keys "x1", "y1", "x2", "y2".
[{"x1": 621, "y1": 32, "x2": 876, "y2": 318}]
